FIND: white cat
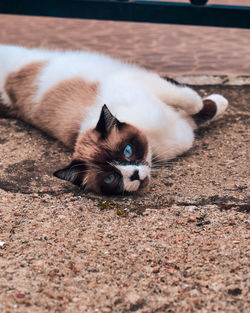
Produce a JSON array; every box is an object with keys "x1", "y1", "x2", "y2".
[{"x1": 0, "y1": 45, "x2": 228, "y2": 195}]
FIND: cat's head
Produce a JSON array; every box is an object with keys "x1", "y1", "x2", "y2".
[{"x1": 54, "y1": 105, "x2": 151, "y2": 195}]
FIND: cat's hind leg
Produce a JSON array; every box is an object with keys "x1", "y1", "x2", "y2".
[
  {"x1": 157, "y1": 77, "x2": 204, "y2": 115},
  {"x1": 133, "y1": 71, "x2": 203, "y2": 115},
  {"x1": 137, "y1": 73, "x2": 228, "y2": 118}
]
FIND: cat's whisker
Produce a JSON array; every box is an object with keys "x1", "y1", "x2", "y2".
[
  {"x1": 151, "y1": 151, "x2": 174, "y2": 162},
  {"x1": 70, "y1": 169, "x2": 90, "y2": 175},
  {"x1": 89, "y1": 164, "x2": 101, "y2": 170},
  {"x1": 151, "y1": 147, "x2": 180, "y2": 160},
  {"x1": 152, "y1": 157, "x2": 171, "y2": 164},
  {"x1": 107, "y1": 161, "x2": 115, "y2": 168},
  {"x1": 152, "y1": 162, "x2": 181, "y2": 168},
  {"x1": 152, "y1": 152, "x2": 182, "y2": 165},
  {"x1": 152, "y1": 162, "x2": 179, "y2": 169},
  {"x1": 150, "y1": 168, "x2": 161, "y2": 172},
  {"x1": 69, "y1": 162, "x2": 86, "y2": 168}
]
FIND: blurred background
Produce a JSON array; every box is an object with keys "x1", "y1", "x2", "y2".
[{"x1": 0, "y1": 0, "x2": 249, "y2": 76}]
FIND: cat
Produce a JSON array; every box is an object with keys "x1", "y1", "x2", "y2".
[{"x1": 0, "y1": 45, "x2": 228, "y2": 195}]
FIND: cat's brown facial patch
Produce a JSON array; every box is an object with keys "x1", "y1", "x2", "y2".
[
  {"x1": 75, "y1": 122, "x2": 150, "y2": 195},
  {"x1": 93, "y1": 123, "x2": 150, "y2": 195},
  {"x1": 54, "y1": 105, "x2": 151, "y2": 195}
]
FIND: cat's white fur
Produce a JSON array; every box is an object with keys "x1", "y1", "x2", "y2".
[
  {"x1": 0, "y1": 45, "x2": 228, "y2": 193},
  {"x1": 0, "y1": 45, "x2": 200, "y2": 159},
  {"x1": 115, "y1": 164, "x2": 150, "y2": 192}
]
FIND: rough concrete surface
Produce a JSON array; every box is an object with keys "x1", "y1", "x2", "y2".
[
  {"x1": 0, "y1": 85, "x2": 249, "y2": 313},
  {"x1": 0, "y1": 3, "x2": 250, "y2": 311}
]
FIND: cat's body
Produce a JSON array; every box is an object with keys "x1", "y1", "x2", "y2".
[{"x1": 0, "y1": 45, "x2": 228, "y2": 195}]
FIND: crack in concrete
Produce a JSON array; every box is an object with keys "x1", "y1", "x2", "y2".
[{"x1": 175, "y1": 198, "x2": 249, "y2": 213}]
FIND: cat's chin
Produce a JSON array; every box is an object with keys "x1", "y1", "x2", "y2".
[
  {"x1": 125, "y1": 177, "x2": 150, "y2": 195},
  {"x1": 96, "y1": 177, "x2": 150, "y2": 196},
  {"x1": 139, "y1": 177, "x2": 150, "y2": 190}
]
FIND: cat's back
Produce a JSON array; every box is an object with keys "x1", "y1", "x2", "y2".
[
  {"x1": 35, "y1": 49, "x2": 127, "y2": 102},
  {"x1": 0, "y1": 45, "x2": 58, "y2": 80},
  {"x1": 0, "y1": 45, "x2": 138, "y2": 112},
  {"x1": 0, "y1": 45, "x2": 128, "y2": 97},
  {"x1": 0, "y1": 45, "x2": 124, "y2": 73}
]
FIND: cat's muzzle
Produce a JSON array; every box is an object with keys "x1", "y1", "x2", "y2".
[{"x1": 139, "y1": 176, "x2": 150, "y2": 190}]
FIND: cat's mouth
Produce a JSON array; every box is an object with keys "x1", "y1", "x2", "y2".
[
  {"x1": 139, "y1": 176, "x2": 150, "y2": 190},
  {"x1": 120, "y1": 176, "x2": 150, "y2": 195}
]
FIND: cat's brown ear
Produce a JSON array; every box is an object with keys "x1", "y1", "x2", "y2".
[
  {"x1": 53, "y1": 160, "x2": 87, "y2": 186},
  {"x1": 95, "y1": 104, "x2": 121, "y2": 138}
]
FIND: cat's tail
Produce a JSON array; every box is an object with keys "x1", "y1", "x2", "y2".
[{"x1": 192, "y1": 94, "x2": 228, "y2": 126}]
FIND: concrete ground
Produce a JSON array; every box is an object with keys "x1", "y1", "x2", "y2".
[{"x1": 0, "y1": 5, "x2": 249, "y2": 313}]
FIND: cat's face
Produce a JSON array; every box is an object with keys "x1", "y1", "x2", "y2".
[{"x1": 54, "y1": 105, "x2": 151, "y2": 195}]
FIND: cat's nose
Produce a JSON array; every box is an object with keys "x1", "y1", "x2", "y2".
[{"x1": 130, "y1": 170, "x2": 139, "y2": 181}]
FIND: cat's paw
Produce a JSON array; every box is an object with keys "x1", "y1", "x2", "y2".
[{"x1": 204, "y1": 94, "x2": 228, "y2": 118}]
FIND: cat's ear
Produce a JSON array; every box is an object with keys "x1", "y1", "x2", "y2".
[
  {"x1": 53, "y1": 160, "x2": 87, "y2": 186},
  {"x1": 95, "y1": 104, "x2": 121, "y2": 137}
]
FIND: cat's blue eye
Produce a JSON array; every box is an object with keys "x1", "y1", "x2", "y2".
[
  {"x1": 124, "y1": 145, "x2": 133, "y2": 158},
  {"x1": 104, "y1": 173, "x2": 115, "y2": 184}
]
